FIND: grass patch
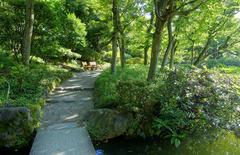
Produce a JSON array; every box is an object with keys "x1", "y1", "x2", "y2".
[{"x1": 215, "y1": 66, "x2": 240, "y2": 75}]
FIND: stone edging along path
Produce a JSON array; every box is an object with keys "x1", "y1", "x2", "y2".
[{"x1": 30, "y1": 71, "x2": 101, "y2": 155}]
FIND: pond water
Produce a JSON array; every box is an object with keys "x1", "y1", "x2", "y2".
[
  {"x1": 0, "y1": 134, "x2": 34, "y2": 155},
  {"x1": 0, "y1": 147, "x2": 31, "y2": 155},
  {"x1": 95, "y1": 132, "x2": 240, "y2": 155},
  {"x1": 1, "y1": 132, "x2": 239, "y2": 155}
]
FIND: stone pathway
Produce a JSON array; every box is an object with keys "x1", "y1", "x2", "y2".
[{"x1": 30, "y1": 71, "x2": 101, "y2": 155}]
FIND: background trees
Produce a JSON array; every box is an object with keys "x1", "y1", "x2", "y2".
[{"x1": 0, "y1": 0, "x2": 240, "y2": 79}]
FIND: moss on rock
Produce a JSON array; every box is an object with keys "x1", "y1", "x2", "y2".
[{"x1": 0, "y1": 107, "x2": 34, "y2": 149}]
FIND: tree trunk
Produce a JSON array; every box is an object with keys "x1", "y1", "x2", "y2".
[
  {"x1": 161, "y1": 18, "x2": 173, "y2": 69},
  {"x1": 23, "y1": 0, "x2": 34, "y2": 65},
  {"x1": 116, "y1": 2, "x2": 125, "y2": 68},
  {"x1": 191, "y1": 41, "x2": 195, "y2": 65},
  {"x1": 147, "y1": 17, "x2": 166, "y2": 81},
  {"x1": 169, "y1": 39, "x2": 177, "y2": 69},
  {"x1": 200, "y1": 36, "x2": 231, "y2": 62},
  {"x1": 193, "y1": 36, "x2": 212, "y2": 66},
  {"x1": 144, "y1": 45, "x2": 150, "y2": 65},
  {"x1": 119, "y1": 32, "x2": 126, "y2": 68},
  {"x1": 144, "y1": 12, "x2": 154, "y2": 65},
  {"x1": 111, "y1": 0, "x2": 118, "y2": 74}
]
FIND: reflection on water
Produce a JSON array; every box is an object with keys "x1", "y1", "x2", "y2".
[{"x1": 95, "y1": 132, "x2": 240, "y2": 155}]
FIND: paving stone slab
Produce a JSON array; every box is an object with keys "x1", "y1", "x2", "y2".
[
  {"x1": 30, "y1": 71, "x2": 101, "y2": 155},
  {"x1": 30, "y1": 125, "x2": 95, "y2": 155},
  {"x1": 47, "y1": 91, "x2": 93, "y2": 103},
  {"x1": 56, "y1": 71, "x2": 101, "y2": 90}
]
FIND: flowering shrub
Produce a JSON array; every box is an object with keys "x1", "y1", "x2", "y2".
[
  {"x1": 154, "y1": 68, "x2": 240, "y2": 146},
  {"x1": 94, "y1": 65, "x2": 240, "y2": 147}
]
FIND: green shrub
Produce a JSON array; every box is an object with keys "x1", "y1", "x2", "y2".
[
  {"x1": 153, "y1": 68, "x2": 240, "y2": 146},
  {"x1": 0, "y1": 59, "x2": 72, "y2": 115},
  {"x1": 95, "y1": 65, "x2": 240, "y2": 147},
  {"x1": 36, "y1": 42, "x2": 81, "y2": 62},
  {"x1": 27, "y1": 101, "x2": 44, "y2": 128},
  {"x1": 116, "y1": 80, "x2": 157, "y2": 136},
  {"x1": 4, "y1": 63, "x2": 71, "y2": 100},
  {"x1": 94, "y1": 70, "x2": 118, "y2": 108},
  {"x1": 0, "y1": 51, "x2": 74, "y2": 148},
  {"x1": 94, "y1": 65, "x2": 148, "y2": 108},
  {"x1": 80, "y1": 47, "x2": 101, "y2": 62}
]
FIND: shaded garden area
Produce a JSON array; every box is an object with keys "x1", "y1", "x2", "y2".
[{"x1": 0, "y1": 0, "x2": 240, "y2": 154}]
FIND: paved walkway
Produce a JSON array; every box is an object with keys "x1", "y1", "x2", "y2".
[{"x1": 30, "y1": 71, "x2": 101, "y2": 155}]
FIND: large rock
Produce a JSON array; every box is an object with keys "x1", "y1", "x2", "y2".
[
  {"x1": 82, "y1": 109, "x2": 133, "y2": 141},
  {"x1": 0, "y1": 107, "x2": 34, "y2": 148}
]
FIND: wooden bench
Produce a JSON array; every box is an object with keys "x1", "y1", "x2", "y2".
[
  {"x1": 81, "y1": 62, "x2": 91, "y2": 70},
  {"x1": 89, "y1": 62, "x2": 97, "y2": 70},
  {"x1": 81, "y1": 61, "x2": 101, "y2": 71}
]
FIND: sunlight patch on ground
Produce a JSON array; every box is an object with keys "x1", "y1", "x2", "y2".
[{"x1": 64, "y1": 114, "x2": 79, "y2": 121}]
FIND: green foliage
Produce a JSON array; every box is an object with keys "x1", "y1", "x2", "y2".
[
  {"x1": 80, "y1": 47, "x2": 101, "y2": 61},
  {"x1": 128, "y1": 49, "x2": 144, "y2": 58},
  {"x1": 154, "y1": 68, "x2": 240, "y2": 144},
  {"x1": 102, "y1": 51, "x2": 112, "y2": 62},
  {"x1": 206, "y1": 58, "x2": 240, "y2": 68},
  {"x1": 94, "y1": 65, "x2": 148, "y2": 108},
  {"x1": 62, "y1": 13, "x2": 86, "y2": 50},
  {"x1": 0, "y1": 0, "x2": 87, "y2": 62},
  {"x1": 0, "y1": 53, "x2": 72, "y2": 107},
  {"x1": 0, "y1": 53, "x2": 73, "y2": 146},
  {"x1": 126, "y1": 57, "x2": 144, "y2": 64},
  {"x1": 95, "y1": 65, "x2": 240, "y2": 147},
  {"x1": 0, "y1": 47, "x2": 74, "y2": 148},
  {"x1": 0, "y1": 0, "x2": 25, "y2": 56},
  {"x1": 36, "y1": 42, "x2": 81, "y2": 62},
  {"x1": 216, "y1": 66, "x2": 240, "y2": 75},
  {"x1": 116, "y1": 80, "x2": 157, "y2": 136}
]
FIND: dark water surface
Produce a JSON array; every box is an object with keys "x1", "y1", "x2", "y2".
[
  {"x1": 0, "y1": 132, "x2": 35, "y2": 155},
  {"x1": 95, "y1": 133, "x2": 240, "y2": 155},
  {"x1": 0, "y1": 146, "x2": 31, "y2": 155},
  {"x1": 1, "y1": 132, "x2": 239, "y2": 155}
]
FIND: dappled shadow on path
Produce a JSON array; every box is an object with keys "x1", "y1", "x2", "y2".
[{"x1": 40, "y1": 71, "x2": 101, "y2": 129}]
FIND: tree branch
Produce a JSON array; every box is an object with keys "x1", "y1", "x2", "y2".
[{"x1": 177, "y1": 0, "x2": 207, "y2": 16}]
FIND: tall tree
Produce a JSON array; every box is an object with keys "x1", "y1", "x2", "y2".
[
  {"x1": 144, "y1": 11, "x2": 154, "y2": 65},
  {"x1": 117, "y1": 0, "x2": 142, "y2": 68},
  {"x1": 147, "y1": 0, "x2": 169, "y2": 81},
  {"x1": 161, "y1": 17, "x2": 173, "y2": 69},
  {"x1": 117, "y1": 2, "x2": 125, "y2": 68},
  {"x1": 147, "y1": 0, "x2": 205, "y2": 81},
  {"x1": 169, "y1": 39, "x2": 177, "y2": 69},
  {"x1": 22, "y1": 0, "x2": 34, "y2": 65},
  {"x1": 111, "y1": 0, "x2": 118, "y2": 74}
]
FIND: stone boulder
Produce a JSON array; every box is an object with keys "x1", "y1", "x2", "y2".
[
  {"x1": 82, "y1": 109, "x2": 133, "y2": 141},
  {"x1": 0, "y1": 107, "x2": 34, "y2": 148}
]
